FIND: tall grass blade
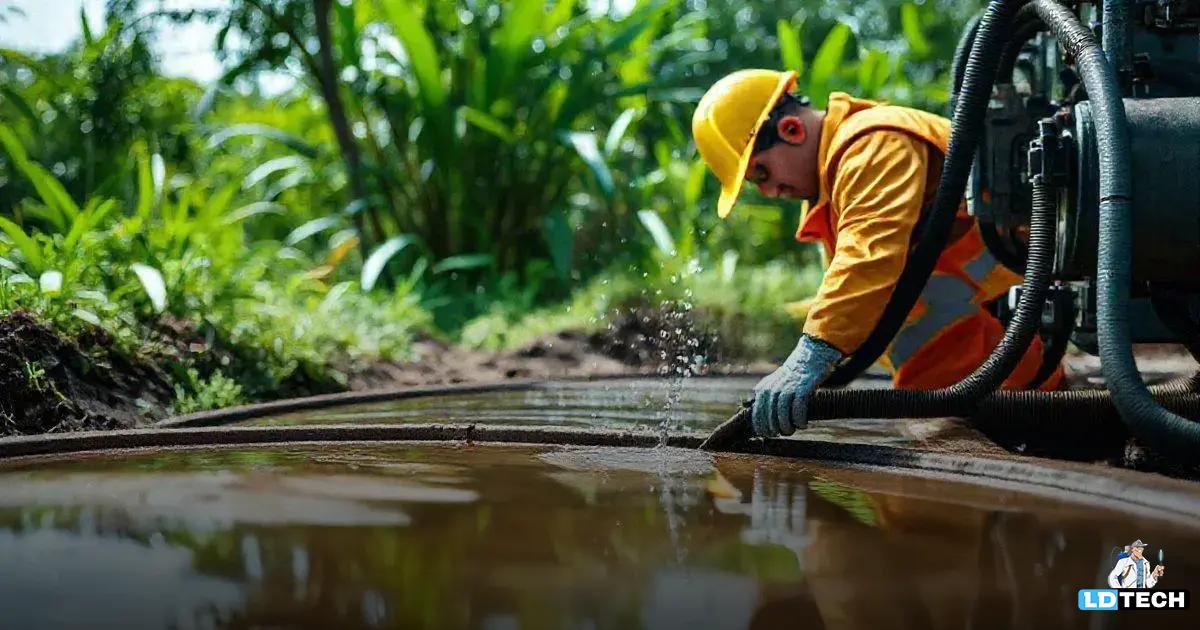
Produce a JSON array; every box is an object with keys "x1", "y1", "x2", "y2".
[
  {"x1": 637, "y1": 209, "x2": 675, "y2": 257},
  {"x1": 776, "y1": 19, "x2": 805, "y2": 75},
  {"x1": 286, "y1": 216, "x2": 341, "y2": 246},
  {"x1": 131, "y1": 263, "x2": 168, "y2": 313},
  {"x1": 564, "y1": 132, "x2": 614, "y2": 196},
  {"x1": 362, "y1": 235, "x2": 415, "y2": 290},
  {"x1": 0, "y1": 216, "x2": 43, "y2": 270}
]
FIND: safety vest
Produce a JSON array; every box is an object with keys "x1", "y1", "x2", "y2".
[{"x1": 796, "y1": 94, "x2": 1022, "y2": 371}]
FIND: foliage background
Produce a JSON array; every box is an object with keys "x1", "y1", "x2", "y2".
[{"x1": 0, "y1": 0, "x2": 979, "y2": 410}]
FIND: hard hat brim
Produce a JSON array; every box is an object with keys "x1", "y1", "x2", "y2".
[{"x1": 717, "y1": 70, "x2": 798, "y2": 219}]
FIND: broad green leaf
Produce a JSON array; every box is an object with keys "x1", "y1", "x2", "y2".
[
  {"x1": 546, "y1": 0, "x2": 578, "y2": 33},
  {"x1": 857, "y1": 49, "x2": 891, "y2": 95},
  {"x1": 0, "y1": 124, "x2": 78, "y2": 222},
  {"x1": 637, "y1": 209, "x2": 675, "y2": 256},
  {"x1": 74, "y1": 289, "x2": 109, "y2": 303},
  {"x1": 64, "y1": 197, "x2": 116, "y2": 250},
  {"x1": 242, "y1": 155, "x2": 307, "y2": 189},
  {"x1": 21, "y1": 201, "x2": 66, "y2": 233},
  {"x1": 151, "y1": 153, "x2": 166, "y2": 204},
  {"x1": 6, "y1": 273, "x2": 34, "y2": 286},
  {"x1": 0, "y1": 215, "x2": 43, "y2": 270},
  {"x1": 39, "y1": 270, "x2": 62, "y2": 294},
  {"x1": 776, "y1": 19, "x2": 804, "y2": 76},
  {"x1": 334, "y1": 1, "x2": 361, "y2": 71},
  {"x1": 490, "y1": 0, "x2": 543, "y2": 99},
  {"x1": 223, "y1": 202, "x2": 286, "y2": 225},
  {"x1": 286, "y1": 216, "x2": 341, "y2": 246},
  {"x1": 206, "y1": 123, "x2": 319, "y2": 157},
  {"x1": 376, "y1": 0, "x2": 446, "y2": 109},
  {"x1": 721, "y1": 250, "x2": 739, "y2": 284},
  {"x1": 901, "y1": 3, "x2": 931, "y2": 57},
  {"x1": 432, "y1": 253, "x2": 494, "y2": 274},
  {"x1": 604, "y1": 108, "x2": 637, "y2": 157},
  {"x1": 135, "y1": 143, "x2": 155, "y2": 219},
  {"x1": 264, "y1": 169, "x2": 311, "y2": 201},
  {"x1": 73, "y1": 308, "x2": 102, "y2": 326},
  {"x1": 0, "y1": 85, "x2": 41, "y2": 129},
  {"x1": 0, "y1": 256, "x2": 18, "y2": 272},
  {"x1": 320, "y1": 281, "x2": 354, "y2": 312},
  {"x1": 131, "y1": 263, "x2": 168, "y2": 313},
  {"x1": 459, "y1": 107, "x2": 516, "y2": 143},
  {"x1": 564, "y1": 132, "x2": 614, "y2": 195},
  {"x1": 362, "y1": 235, "x2": 416, "y2": 291},
  {"x1": 543, "y1": 212, "x2": 573, "y2": 279},
  {"x1": 810, "y1": 24, "x2": 852, "y2": 103},
  {"x1": 80, "y1": 6, "x2": 93, "y2": 45}
]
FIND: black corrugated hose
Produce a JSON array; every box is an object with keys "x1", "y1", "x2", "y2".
[
  {"x1": 1030, "y1": 0, "x2": 1200, "y2": 456},
  {"x1": 997, "y1": 3, "x2": 1048, "y2": 84},
  {"x1": 949, "y1": 14, "x2": 982, "y2": 114}
]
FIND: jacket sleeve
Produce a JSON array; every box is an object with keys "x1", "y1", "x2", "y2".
[
  {"x1": 1108, "y1": 559, "x2": 1127, "y2": 588},
  {"x1": 1146, "y1": 561, "x2": 1158, "y2": 588},
  {"x1": 801, "y1": 130, "x2": 930, "y2": 354}
]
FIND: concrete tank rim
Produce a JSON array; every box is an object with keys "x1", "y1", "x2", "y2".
[{"x1": 2, "y1": 421, "x2": 1199, "y2": 526}]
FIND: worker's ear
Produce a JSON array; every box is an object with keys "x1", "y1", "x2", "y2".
[{"x1": 776, "y1": 115, "x2": 808, "y2": 145}]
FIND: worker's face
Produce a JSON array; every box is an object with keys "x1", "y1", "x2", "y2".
[
  {"x1": 1132, "y1": 546, "x2": 1144, "y2": 560},
  {"x1": 746, "y1": 114, "x2": 820, "y2": 201}
]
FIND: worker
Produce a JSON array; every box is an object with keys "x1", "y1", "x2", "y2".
[{"x1": 692, "y1": 69, "x2": 1065, "y2": 438}]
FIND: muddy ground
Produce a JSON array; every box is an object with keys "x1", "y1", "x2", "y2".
[
  {"x1": 0, "y1": 308, "x2": 759, "y2": 437},
  {"x1": 2, "y1": 309, "x2": 1197, "y2": 480},
  {"x1": 0, "y1": 312, "x2": 173, "y2": 435}
]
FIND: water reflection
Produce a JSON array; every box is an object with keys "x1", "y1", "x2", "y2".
[{"x1": 0, "y1": 444, "x2": 1194, "y2": 629}]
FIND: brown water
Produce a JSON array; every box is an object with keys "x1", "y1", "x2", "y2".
[{"x1": 0, "y1": 443, "x2": 1196, "y2": 629}]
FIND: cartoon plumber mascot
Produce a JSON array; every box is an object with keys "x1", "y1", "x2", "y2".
[{"x1": 1108, "y1": 540, "x2": 1165, "y2": 589}]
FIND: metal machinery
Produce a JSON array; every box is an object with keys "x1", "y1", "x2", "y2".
[
  {"x1": 971, "y1": 0, "x2": 1200, "y2": 358},
  {"x1": 708, "y1": 1, "x2": 1200, "y2": 462}
]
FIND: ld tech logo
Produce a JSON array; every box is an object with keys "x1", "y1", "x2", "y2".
[
  {"x1": 1079, "y1": 538, "x2": 1189, "y2": 611},
  {"x1": 1078, "y1": 589, "x2": 1189, "y2": 611}
]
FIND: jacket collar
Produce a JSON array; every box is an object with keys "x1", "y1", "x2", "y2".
[{"x1": 796, "y1": 92, "x2": 880, "y2": 244}]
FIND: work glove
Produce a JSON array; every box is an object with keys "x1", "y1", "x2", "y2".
[{"x1": 752, "y1": 334, "x2": 843, "y2": 437}]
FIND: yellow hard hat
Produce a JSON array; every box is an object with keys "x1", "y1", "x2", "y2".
[{"x1": 692, "y1": 69, "x2": 797, "y2": 218}]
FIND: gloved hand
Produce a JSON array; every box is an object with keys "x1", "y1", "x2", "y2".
[{"x1": 752, "y1": 334, "x2": 843, "y2": 437}]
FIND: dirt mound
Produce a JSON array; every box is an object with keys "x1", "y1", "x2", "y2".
[
  {"x1": 0, "y1": 312, "x2": 172, "y2": 436},
  {"x1": 348, "y1": 305, "x2": 755, "y2": 390},
  {"x1": 588, "y1": 306, "x2": 723, "y2": 374},
  {"x1": 348, "y1": 331, "x2": 632, "y2": 389}
]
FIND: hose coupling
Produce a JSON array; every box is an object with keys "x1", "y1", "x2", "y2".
[{"x1": 1027, "y1": 118, "x2": 1068, "y2": 186}]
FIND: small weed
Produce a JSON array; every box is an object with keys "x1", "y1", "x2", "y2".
[
  {"x1": 23, "y1": 361, "x2": 47, "y2": 392},
  {"x1": 171, "y1": 368, "x2": 246, "y2": 415}
]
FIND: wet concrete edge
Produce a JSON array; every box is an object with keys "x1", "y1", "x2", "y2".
[
  {"x1": 1, "y1": 423, "x2": 1199, "y2": 523},
  {"x1": 156, "y1": 373, "x2": 767, "y2": 428}
]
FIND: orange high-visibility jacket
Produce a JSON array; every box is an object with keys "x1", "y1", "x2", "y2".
[{"x1": 796, "y1": 93, "x2": 1052, "y2": 386}]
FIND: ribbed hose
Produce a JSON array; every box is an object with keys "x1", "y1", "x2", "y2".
[
  {"x1": 813, "y1": 171, "x2": 1059, "y2": 416},
  {"x1": 808, "y1": 374, "x2": 1200, "y2": 422},
  {"x1": 997, "y1": 4, "x2": 1048, "y2": 84},
  {"x1": 1031, "y1": 0, "x2": 1200, "y2": 456},
  {"x1": 824, "y1": 0, "x2": 1026, "y2": 387},
  {"x1": 949, "y1": 14, "x2": 982, "y2": 114},
  {"x1": 701, "y1": 141, "x2": 1060, "y2": 451}
]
